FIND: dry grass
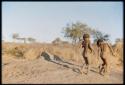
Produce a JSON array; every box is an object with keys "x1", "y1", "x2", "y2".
[
  {"x1": 113, "y1": 42, "x2": 123, "y2": 65},
  {"x1": 2, "y1": 42, "x2": 123, "y2": 65},
  {"x1": 2, "y1": 42, "x2": 123, "y2": 84}
]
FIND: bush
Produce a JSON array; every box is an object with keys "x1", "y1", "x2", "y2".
[
  {"x1": 5, "y1": 45, "x2": 27, "y2": 58},
  {"x1": 24, "y1": 48, "x2": 41, "y2": 60}
]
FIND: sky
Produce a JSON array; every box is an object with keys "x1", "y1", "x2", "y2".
[{"x1": 2, "y1": 2, "x2": 123, "y2": 44}]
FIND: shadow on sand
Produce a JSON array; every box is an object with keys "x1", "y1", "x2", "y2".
[{"x1": 41, "y1": 52, "x2": 81, "y2": 74}]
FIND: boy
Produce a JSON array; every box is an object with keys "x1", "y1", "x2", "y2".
[
  {"x1": 79, "y1": 33, "x2": 94, "y2": 75},
  {"x1": 97, "y1": 39, "x2": 116, "y2": 76}
]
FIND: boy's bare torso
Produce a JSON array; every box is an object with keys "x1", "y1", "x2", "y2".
[{"x1": 99, "y1": 42, "x2": 113, "y2": 58}]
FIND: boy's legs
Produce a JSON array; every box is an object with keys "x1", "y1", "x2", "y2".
[
  {"x1": 99, "y1": 57, "x2": 106, "y2": 75},
  {"x1": 104, "y1": 59, "x2": 110, "y2": 77},
  {"x1": 81, "y1": 51, "x2": 91, "y2": 75},
  {"x1": 83, "y1": 56, "x2": 90, "y2": 74},
  {"x1": 86, "y1": 55, "x2": 91, "y2": 74},
  {"x1": 80, "y1": 54, "x2": 89, "y2": 74}
]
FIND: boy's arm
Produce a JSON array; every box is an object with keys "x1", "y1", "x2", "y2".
[
  {"x1": 79, "y1": 41, "x2": 84, "y2": 48},
  {"x1": 98, "y1": 47, "x2": 100, "y2": 60},
  {"x1": 107, "y1": 43, "x2": 115, "y2": 56},
  {"x1": 88, "y1": 43, "x2": 95, "y2": 54}
]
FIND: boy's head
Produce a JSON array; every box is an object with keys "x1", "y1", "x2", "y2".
[
  {"x1": 83, "y1": 34, "x2": 90, "y2": 39},
  {"x1": 97, "y1": 39, "x2": 103, "y2": 47}
]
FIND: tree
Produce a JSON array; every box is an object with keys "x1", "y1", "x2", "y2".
[
  {"x1": 62, "y1": 21, "x2": 110, "y2": 44},
  {"x1": 12, "y1": 33, "x2": 27, "y2": 43},
  {"x1": 52, "y1": 37, "x2": 61, "y2": 44},
  {"x1": 27, "y1": 37, "x2": 36, "y2": 43},
  {"x1": 115, "y1": 38, "x2": 123, "y2": 43},
  {"x1": 91, "y1": 29, "x2": 110, "y2": 43},
  {"x1": 12, "y1": 33, "x2": 19, "y2": 42},
  {"x1": 63, "y1": 22, "x2": 92, "y2": 44},
  {"x1": 16, "y1": 37, "x2": 27, "y2": 43}
]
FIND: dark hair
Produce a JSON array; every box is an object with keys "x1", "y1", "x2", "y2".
[
  {"x1": 83, "y1": 34, "x2": 90, "y2": 38},
  {"x1": 97, "y1": 39, "x2": 103, "y2": 46}
]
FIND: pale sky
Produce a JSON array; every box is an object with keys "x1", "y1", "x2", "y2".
[{"x1": 2, "y1": 2, "x2": 123, "y2": 43}]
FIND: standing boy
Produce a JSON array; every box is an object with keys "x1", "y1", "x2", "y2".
[
  {"x1": 80, "y1": 34, "x2": 94, "y2": 75},
  {"x1": 97, "y1": 39, "x2": 116, "y2": 76}
]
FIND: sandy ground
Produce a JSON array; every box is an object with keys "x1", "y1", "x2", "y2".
[{"x1": 2, "y1": 53, "x2": 123, "y2": 84}]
